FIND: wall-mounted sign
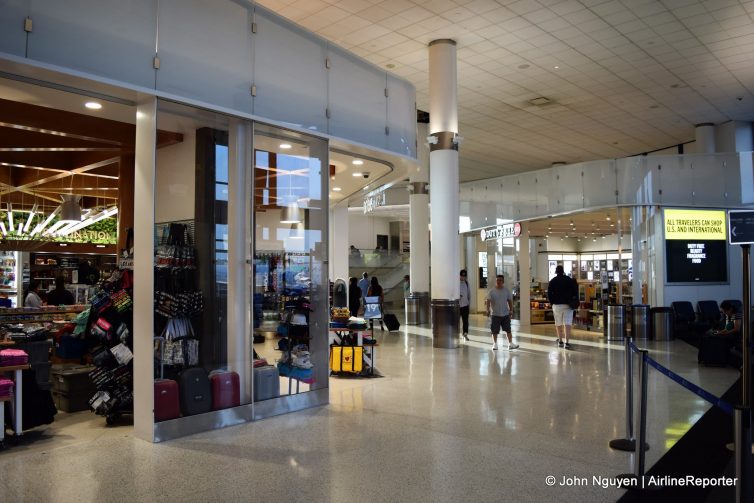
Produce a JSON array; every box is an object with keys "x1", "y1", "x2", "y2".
[
  {"x1": 363, "y1": 191, "x2": 386, "y2": 214},
  {"x1": 664, "y1": 209, "x2": 726, "y2": 241},
  {"x1": 480, "y1": 222, "x2": 521, "y2": 241},
  {"x1": 664, "y1": 209, "x2": 727, "y2": 283},
  {"x1": 729, "y1": 210, "x2": 754, "y2": 245}
]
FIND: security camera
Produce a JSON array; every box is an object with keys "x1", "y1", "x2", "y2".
[{"x1": 362, "y1": 172, "x2": 370, "y2": 179}]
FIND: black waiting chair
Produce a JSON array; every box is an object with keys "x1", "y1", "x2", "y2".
[
  {"x1": 722, "y1": 299, "x2": 743, "y2": 314},
  {"x1": 697, "y1": 300, "x2": 721, "y2": 328},
  {"x1": 671, "y1": 301, "x2": 697, "y2": 340}
]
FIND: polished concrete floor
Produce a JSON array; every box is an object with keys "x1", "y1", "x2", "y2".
[{"x1": 0, "y1": 314, "x2": 740, "y2": 502}]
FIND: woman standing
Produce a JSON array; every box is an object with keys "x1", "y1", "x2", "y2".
[
  {"x1": 367, "y1": 276, "x2": 385, "y2": 331},
  {"x1": 24, "y1": 279, "x2": 44, "y2": 308},
  {"x1": 348, "y1": 277, "x2": 361, "y2": 317}
]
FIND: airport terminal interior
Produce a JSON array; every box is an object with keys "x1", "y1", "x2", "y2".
[
  {"x1": 2, "y1": 1, "x2": 754, "y2": 502},
  {"x1": 0, "y1": 314, "x2": 740, "y2": 501}
]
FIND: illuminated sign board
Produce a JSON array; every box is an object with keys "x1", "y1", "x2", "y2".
[
  {"x1": 664, "y1": 209, "x2": 726, "y2": 241},
  {"x1": 664, "y1": 209, "x2": 727, "y2": 283},
  {"x1": 480, "y1": 223, "x2": 521, "y2": 241},
  {"x1": 363, "y1": 191, "x2": 386, "y2": 214}
]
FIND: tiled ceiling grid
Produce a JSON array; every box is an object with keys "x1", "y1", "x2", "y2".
[{"x1": 257, "y1": 0, "x2": 754, "y2": 182}]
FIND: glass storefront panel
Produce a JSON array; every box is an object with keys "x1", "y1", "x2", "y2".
[
  {"x1": 252, "y1": 123, "x2": 329, "y2": 400},
  {"x1": 154, "y1": 100, "x2": 244, "y2": 421}
]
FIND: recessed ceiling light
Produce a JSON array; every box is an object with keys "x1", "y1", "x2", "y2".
[
  {"x1": 352, "y1": 160, "x2": 364, "y2": 165},
  {"x1": 554, "y1": 65, "x2": 560, "y2": 69},
  {"x1": 518, "y1": 64, "x2": 530, "y2": 69},
  {"x1": 606, "y1": 216, "x2": 611, "y2": 221},
  {"x1": 332, "y1": 187, "x2": 342, "y2": 192},
  {"x1": 85, "y1": 102, "x2": 102, "y2": 110},
  {"x1": 649, "y1": 104, "x2": 659, "y2": 109},
  {"x1": 386, "y1": 63, "x2": 395, "y2": 69},
  {"x1": 280, "y1": 143, "x2": 292, "y2": 149},
  {"x1": 352, "y1": 172, "x2": 363, "y2": 177}
]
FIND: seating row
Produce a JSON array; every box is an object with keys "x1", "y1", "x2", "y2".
[{"x1": 670, "y1": 299, "x2": 743, "y2": 342}]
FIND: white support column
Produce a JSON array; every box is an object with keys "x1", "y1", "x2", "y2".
[
  {"x1": 409, "y1": 121, "x2": 430, "y2": 324},
  {"x1": 695, "y1": 123, "x2": 715, "y2": 153},
  {"x1": 518, "y1": 223, "x2": 531, "y2": 325},
  {"x1": 133, "y1": 95, "x2": 156, "y2": 442},
  {"x1": 227, "y1": 120, "x2": 252, "y2": 403},
  {"x1": 428, "y1": 39, "x2": 460, "y2": 348},
  {"x1": 330, "y1": 203, "x2": 349, "y2": 283}
]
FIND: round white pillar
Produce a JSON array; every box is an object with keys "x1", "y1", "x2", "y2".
[
  {"x1": 428, "y1": 39, "x2": 460, "y2": 348},
  {"x1": 695, "y1": 123, "x2": 715, "y2": 153}
]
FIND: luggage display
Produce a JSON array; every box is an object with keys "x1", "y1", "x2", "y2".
[
  {"x1": 698, "y1": 336, "x2": 732, "y2": 366},
  {"x1": 383, "y1": 313, "x2": 400, "y2": 332},
  {"x1": 330, "y1": 346, "x2": 363, "y2": 373},
  {"x1": 154, "y1": 379, "x2": 180, "y2": 421},
  {"x1": 210, "y1": 370, "x2": 240, "y2": 410},
  {"x1": 179, "y1": 367, "x2": 212, "y2": 416},
  {"x1": 253, "y1": 365, "x2": 280, "y2": 401},
  {"x1": 53, "y1": 389, "x2": 93, "y2": 413}
]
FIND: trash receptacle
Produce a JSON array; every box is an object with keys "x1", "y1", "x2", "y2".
[
  {"x1": 651, "y1": 307, "x2": 673, "y2": 340},
  {"x1": 405, "y1": 295, "x2": 419, "y2": 325},
  {"x1": 631, "y1": 304, "x2": 650, "y2": 340},
  {"x1": 605, "y1": 304, "x2": 626, "y2": 341}
]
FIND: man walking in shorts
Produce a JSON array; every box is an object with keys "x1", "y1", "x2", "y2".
[
  {"x1": 485, "y1": 274, "x2": 518, "y2": 350},
  {"x1": 548, "y1": 265, "x2": 578, "y2": 350}
]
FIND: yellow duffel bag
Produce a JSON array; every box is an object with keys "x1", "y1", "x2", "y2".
[{"x1": 330, "y1": 346, "x2": 363, "y2": 373}]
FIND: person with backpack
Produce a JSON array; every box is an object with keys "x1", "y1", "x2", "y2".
[{"x1": 548, "y1": 265, "x2": 579, "y2": 350}]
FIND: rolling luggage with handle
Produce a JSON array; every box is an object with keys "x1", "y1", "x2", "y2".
[
  {"x1": 253, "y1": 365, "x2": 279, "y2": 401},
  {"x1": 383, "y1": 313, "x2": 400, "y2": 332},
  {"x1": 179, "y1": 367, "x2": 212, "y2": 416},
  {"x1": 154, "y1": 336, "x2": 180, "y2": 422},
  {"x1": 210, "y1": 370, "x2": 240, "y2": 410}
]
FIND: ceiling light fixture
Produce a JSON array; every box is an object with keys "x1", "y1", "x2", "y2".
[
  {"x1": 352, "y1": 160, "x2": 364, "y2": 165},
  {"x1": 352, "y1": 172, "x2": 363, "y2": 177},
  {"x1": 332, "y1": 187, "x2": 342, "y2": 192},
  {"x1": 85, "y1": 102, "x2": 102, "y2": 110},
  {"x1": 279, "y1": 143, "x2": 292, "y2": 149}
]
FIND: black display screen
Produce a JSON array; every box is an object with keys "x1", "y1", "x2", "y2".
[{"x1": 665, "y1": 239, "x2": 727, "y2": 283}]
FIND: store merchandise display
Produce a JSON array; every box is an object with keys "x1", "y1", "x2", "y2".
[
  {"x1": 276, "y1": 297, "x2": 314, "y2": 384},
  {"x1": 85, "y1": 269, "x2": 134, "y2": 425},
  {"x1": 329, "y1": 315, "x2": 375, "y2": 377}
]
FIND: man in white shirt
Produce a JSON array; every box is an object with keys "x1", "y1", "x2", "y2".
[{"x1": 485, "y1": 275, "x2": 518, "y2": 350}]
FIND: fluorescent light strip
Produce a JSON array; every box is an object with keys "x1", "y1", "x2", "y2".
[
  {"x1": 31, "y1": 206, "x2": 60, "y2": 237},
  {"x1": 0, "y1": 222, "x2": 6, "y2": 236},
  {"x1": 43, "y1": 219, "x2": 69, "y2": 236},
  {"x1": 7, "y1": 204, "x2": 12, "y2": 233},
  {"x1": 23, "y1": 204, "x2": 37, "y2": 233}
]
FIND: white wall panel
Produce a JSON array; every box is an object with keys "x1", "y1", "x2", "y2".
[
  {"x1": 534, "y1": 169, "x2": 557, "y2": 215},
  {"x1": 0, "y1": 0, "x2": 27, "y2": 57},
  {"x1": 556, "y1": 164, "x2": 585, "y2": 213},
  {"x1": 581, "y1": 159, "x2": 616, "y2": 208},
  {"x1": 654, "y1": 156, "x2": 692, "y2": 206},
  {"x1": 27, "y1": 0, "x2": 156, "y2": 88},
  {"x1": 328, "y1": 47, "x2": 386, "y2": 149},
  {"x1": 387, "y1": 75, "x2": 416, "y2": 158},
  {"x1": 157, "y1": 0, "x2": 252, "y2": 114},
  {"x1": 691, "y1": 154, "x2": 728, "y2": 207},
  {"x1": 253, "y1": 10, "x2": 327, "y2": 132},
  {"x1": 616, "y1": 156, "x2": 653, "y2": 206}
]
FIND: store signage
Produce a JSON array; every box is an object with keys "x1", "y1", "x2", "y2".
[
  {"x1": 480, "y1": 222, "x2": 521, "y2": 241},
  {"x1": 664, "y1": 209, "x2": 726, "y2": 241},
  {"x1": 728, "y1": 210, "x2": 754, "y2": 245},
  {"x1": 664, "y1": 209, "x2": 727, "y2": 283},
  {"x1": 363, "y1": 191, "x2": 386, "y2": 214}
]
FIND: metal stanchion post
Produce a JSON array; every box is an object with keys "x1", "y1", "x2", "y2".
[
  {"x1": 735, "y1": 406, "x2": 753, "y2": 503},
  {"x1": 611, "y1": 337, "x2": 636, "y2": 451},
  {"x1": 635, "y1": 350, "x2": 649, "y2": 478},
  {"x1": 742, "y1": 244, "x2": 751, "y2": 408}
]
